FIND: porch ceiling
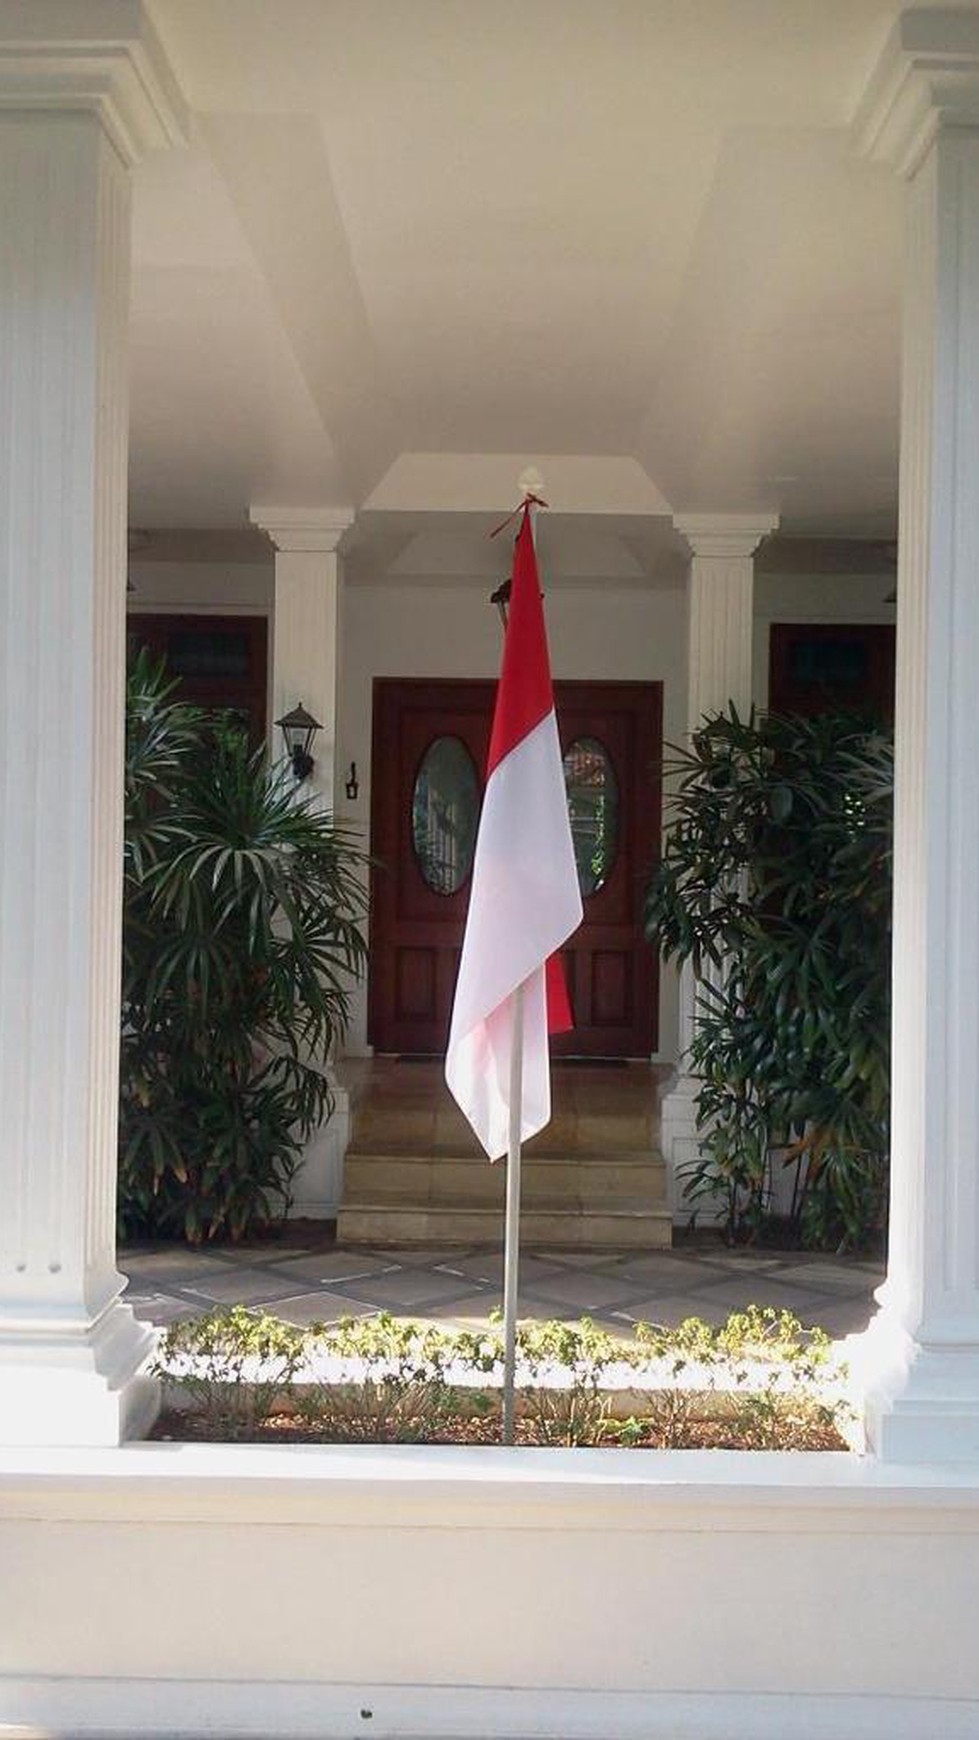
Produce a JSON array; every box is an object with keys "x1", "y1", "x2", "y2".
[{"x1": 128, "y1": 0, "x2": 948, "y2": 535}]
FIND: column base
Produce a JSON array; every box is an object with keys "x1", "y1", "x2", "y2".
[
  {"x1": 0, "y1": 1296, "x2": 159, "y2": 1447},
  {"x1": 855, "y1": 1302, "x2": 979, "y2": 1462},
  {"x1": 290, "y1": 1078, "x2": 350, "y2": 1220},
  {"x1": 659, "y1": 1068, "x2": 703, "y2": 1220}
]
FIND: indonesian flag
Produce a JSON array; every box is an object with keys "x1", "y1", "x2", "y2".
[{"x1": 445, "y1": 507, "x2": 583, "y2": 1159}]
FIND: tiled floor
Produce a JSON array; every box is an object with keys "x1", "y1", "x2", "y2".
[{"x1": 120, "y1": 1228, "x2": 884, "y2": 1340}]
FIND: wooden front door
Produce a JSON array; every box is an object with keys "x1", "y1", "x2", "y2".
[{"x1": 368, "y1": 678, "x2": 661, "y2": 1057}]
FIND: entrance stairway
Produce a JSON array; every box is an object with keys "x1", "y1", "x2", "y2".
[{"x1": 336, "y1": 1059, "x2": 672, "y2": 1249}]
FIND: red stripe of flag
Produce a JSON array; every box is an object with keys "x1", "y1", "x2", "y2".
[
  {"x1": 492, "y1": 512, "x2": 574, "y2": 1036},
  {"x1": 487, "y1": 512, "x2": 554, "y2": 774},
  {"x1": 445, "y1": 504, "x2": 583, "y2": 1158}
]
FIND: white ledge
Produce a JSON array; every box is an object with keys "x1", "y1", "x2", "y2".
[
  {"x1": 4, "y1": 1441, "x2": 979, "y2": 1520},
  {"x1": 4, "y1": 1444, "x2": 979, "y2": 1736}
]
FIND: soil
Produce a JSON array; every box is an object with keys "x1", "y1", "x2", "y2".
[{"x1": 151, "y1": 1408, "x2": 848, "y2": 1452}]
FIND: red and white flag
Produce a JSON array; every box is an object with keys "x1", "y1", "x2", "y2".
[{"x1": 445, "y1": 507, "x2": 583, "y2": 1159}]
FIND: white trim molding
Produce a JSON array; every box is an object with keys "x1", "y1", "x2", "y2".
[
  {"x1": 250, "y1": 504, "x2": 355, "y2": 555},
  {"x1": 0, "y1": 0, "x2": 188, "y2": 166},
  {"x1": 854, "y1": 7, "x2": 979, "y2": 179},
  {"x1": 674, "y1": 511, "x2": 779, "y2": 564},
  {"x1": 4, "y1": 1681, "x2": 976, "y2": 1740}
]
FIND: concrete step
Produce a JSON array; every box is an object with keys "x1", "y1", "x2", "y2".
[
  {"x1": 336, "y1": 1202, "x2": 673, "y2": 1249},
  {"x1": 338, "y1": 1059, "x2": 672, "y2": 1252},
  {"x1": 341, "y1": 1149, "x2": 668, "y2": 1210},
  {"x1": 348, "y1": 1063, "x2": 661, "y2": 1159},
  {"x1": 350, "y1": 1103, "x2": 658, "y2": 1157}
]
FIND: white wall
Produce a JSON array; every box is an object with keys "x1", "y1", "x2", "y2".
[
  {"x1": 127, "y1": 557, "x2": 273, "y2": 614},
  {"x1": 338, "y1": 576, "x2": 688, "y2": 1059},
  {"x1": 2, "y1": 1444, "x2": 978, "y2": 1740}
]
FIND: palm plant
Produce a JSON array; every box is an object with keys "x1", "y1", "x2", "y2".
[
  {"x1": 120, "y1": 653, "x2": 368, "y2": 1242},
  {"x1": 646, "y1": 706, "x2": 892, "y2": 1250}
]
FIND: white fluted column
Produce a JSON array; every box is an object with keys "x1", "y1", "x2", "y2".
[
  {"x1": 0, "y1": 8, "x2": 185, "y2": 1444},
  {"x1": 659, "y1": 513, "x2": 777, "y2": 1208},
  {"x1": 855, "y1": 12, "x2": 979, "y2": 1459},
  {"x1": 250, "y1": 507, "x2": 355, "y2": 811},
  {"x1": 250, "y1": 505, "x2": 355, "y2": 1216}
]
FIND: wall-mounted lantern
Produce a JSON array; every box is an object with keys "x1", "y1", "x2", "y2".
[
  {"x1": 275, "y1": 702, "x2": 322, "y2": 782},
  {"x1": 345, "y1": 761, "x2": 359, "y2": 802}
]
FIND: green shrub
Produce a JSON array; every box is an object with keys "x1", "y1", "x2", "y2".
[
  {"x1": 153, "y1": 1306, "x2": 307, "y2": 1437},
  {"x1": 646, "y1": 706, "x2": 892, "y2": 1249},
  {"x1": 515, "y1": 1317, "x2": 620, "y2": 1446},
  {"x1": 120, "y1": 654, "x2": 368, "y2": 1242},
  {"x1": 152, "y1": 1306, "x2": 850, "y2": 1450},
  {"x1": 307, "y1": 1312, "x2": 460, "y2": 1443}
]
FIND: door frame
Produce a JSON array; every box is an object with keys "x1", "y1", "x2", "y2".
[{"x1": 367, "y1": 676, "x2": 662, "y2": 1057}]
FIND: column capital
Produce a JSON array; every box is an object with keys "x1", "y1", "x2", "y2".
[
  {"x1": 674, "y1": 511, "x2": 778, "y2": 561},
  {"x1": 0, "y1": 0, "x2": 187, "y2": 166},
  {"x1": 854, "y1": 7, "x2": 979, "y2": 179},
  {"x1": 250, "y1": 505, "x2": 356, "y2": 555}
]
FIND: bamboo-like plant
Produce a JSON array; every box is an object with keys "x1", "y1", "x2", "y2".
[
  {"x1": 646, "y1": 706, "x2": 892, "y2": 1249},
  {"x1": 120, "y1": 653, "x2": 368, "y2": 1242}
]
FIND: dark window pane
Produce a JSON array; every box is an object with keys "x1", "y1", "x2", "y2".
[
  {"x1": 412, "y1": 736, "x2": 480, "y2": 896},
  {"x1": 788, "y1": 637, "x2": 869, "y2": 690},
  {"x1": 166, "y1": 631, "x2": 251, "y2": 679},
  {"x1": 563, "y1": 735, "x2": 618, "y2": 897}
]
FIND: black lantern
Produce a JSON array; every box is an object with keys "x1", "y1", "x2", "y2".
[
  {"x1": 489, "y1": 576, "x2": 511, "y2": 631},
  {"x1": 275, "y1": 702, "x2": 322, "y2": 782}
]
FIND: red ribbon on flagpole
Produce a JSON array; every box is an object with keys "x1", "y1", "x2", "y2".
[{"x1": 488, "y1": 492, "x2": 549, "y2": 541}]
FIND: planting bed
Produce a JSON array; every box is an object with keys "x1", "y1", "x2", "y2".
[{"x1": 150, "y1": 1303, "x2": 854, "y2": 1451}]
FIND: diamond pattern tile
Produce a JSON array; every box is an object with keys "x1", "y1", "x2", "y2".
[
  {"x1": 340, "y1": 1270, "x2": 478, "y2": 1311},
  {"x1": 266, "y1": 1250, "x2": 399, "y2": 1284},
  {"x1": 120, "y1": 1234, "x2": 880, "y2": 1338},
  {"x1": 174, "y1": 1269, "x2": 314, "y2": 1307},
  {"x1": 274, "y1": 1290, "x2": 380, "y2": 1326},
  {"x1": 527, "y1": 1272, "x2": 648, "y2": 1312},
  {"x1": 615, "y1": 1294, "x2": 734, "y2": 1329}
]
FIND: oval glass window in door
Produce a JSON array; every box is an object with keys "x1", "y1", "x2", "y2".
[
  {"x1": 563, "y1": 735, "x2": 619, "y2": 897},
  {"x1": 412, "y1": 735, "x2": 480, "y2": 895}
]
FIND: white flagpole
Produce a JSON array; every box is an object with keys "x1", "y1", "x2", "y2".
[
  {"x1": 502, "y1": 977, "x2": 525, "y2": 1444},
  {"x1": 500, "y1": 470, "x2": 545, "y2": 1446}
]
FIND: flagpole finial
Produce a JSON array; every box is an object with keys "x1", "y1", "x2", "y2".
[{"x1": 518, "y1": 465, "x2": 544, "y2": 502}]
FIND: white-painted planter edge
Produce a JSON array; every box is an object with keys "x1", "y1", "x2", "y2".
[{"x1": 1, "y1": 1446, "x2": 978, "y2": 1738}]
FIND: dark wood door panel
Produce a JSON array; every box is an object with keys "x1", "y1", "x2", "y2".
[
  {"x1": 768, "y1": 623, "x2": 895, "y2": 721},
  {"x1": 370, "y1": 680, "x2": 491, "y2": 1055},
  {"x1": 369, "y1": 678, "x2": 661, "y2": 1058},
  {"x1": 552, "y1": 682, "x2": 661, "y2": 1057}
]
